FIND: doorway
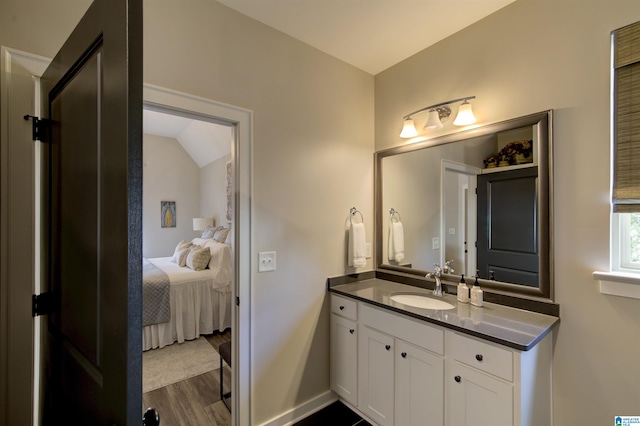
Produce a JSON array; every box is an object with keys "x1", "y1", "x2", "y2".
[
  {"x1": 140, "y1": 104, "x2": 233, "y2": 420},
  {"x1": 142, "y1": 84, "x2": 252, "y2": 425}
]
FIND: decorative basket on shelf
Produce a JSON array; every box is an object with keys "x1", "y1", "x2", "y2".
[{"x1": 484, "y1": 140, "x2": 533, "y2": 168}]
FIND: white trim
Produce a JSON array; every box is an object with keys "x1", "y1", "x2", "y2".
[
  {"x1": 440, "y1": 160, "x2": 480, "y2": 275},
  {"x1": 256, "y1": 391, "x2": 338, "y2": 426},
  {"x1": 143, "y1": 84, "x2": 253, "y2": 425},
  {"x1": 1, "y1": 46, "x2": 51, "y2": 426},
  {"x1": 593, "y1": 271, "x2": 640, "y2": 299}
]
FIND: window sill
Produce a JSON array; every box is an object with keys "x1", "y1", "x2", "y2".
[{"x1": 592, "y1": 271, "x2": 640, "y2": 299}]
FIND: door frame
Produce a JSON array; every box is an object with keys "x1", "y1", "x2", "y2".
[
  {"x1": 142, "y1": 84, "x2": 253, "y2": 425},
  {"x1": 0, "y1": 46, "x2": 51, "y2": 426},
  {"x1": 440, "y1": 159, "x2": 480, "y2": 276}
]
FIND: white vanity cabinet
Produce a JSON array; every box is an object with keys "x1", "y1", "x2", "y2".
[
  {"x1": 358, "y1": 325, "x2": 395, "y2": 425},
  {"x1": 329, "y1": 292, "x2": 553, "y2": 426},
  {"x1": 395, "y1": 339, "x2": 444, "y2": 426},
  {"x1": 330, "y1": 295, "x2": 358, "y2": 406},
  {"x1": 444, "y1": 330, "x2": 552, "y2": 426},
  {"x1": 358, "y1": 303, "x2": 444, "y2": 426}
]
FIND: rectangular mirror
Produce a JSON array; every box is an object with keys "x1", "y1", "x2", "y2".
[{"x1": 375, "y1": 111, "x2": 553, "y2": 300}]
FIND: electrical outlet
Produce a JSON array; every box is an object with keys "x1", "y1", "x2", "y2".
[
  {"x1": 258, "y1": 251, "x2": 276, "y2": 272},
  {"x1": 432, "y1": 237, "x2": 440, "y2": 250},
  {"x1": 366, "y1": 243, "x2": 372, "y2": 259}
]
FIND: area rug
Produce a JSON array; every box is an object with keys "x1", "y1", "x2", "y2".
[{"x1": 143, "y1": 338, "x2": 220, "y2": 393}]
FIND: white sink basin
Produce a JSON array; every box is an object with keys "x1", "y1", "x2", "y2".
[{"x1": 390, "y1": 293, "x2": 455, "y2": 310}]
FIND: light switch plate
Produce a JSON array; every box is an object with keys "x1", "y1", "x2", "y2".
[
  {"x1": 366, "y1": 243, "x2": 372, "y2": 259},
  {"x1": 432, "y1": 237, "x2": 440, "y2": 250},
  {"x1": 258, "y1": 251, "x2": 276, "y2": 272}
]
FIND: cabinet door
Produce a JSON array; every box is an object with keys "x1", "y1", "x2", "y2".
[
  {"x1": 359, "y1": 326, "x2": 394, "y2": 426},
  {"x1": 395, "y1": 340, "x2": 444, "y2": 426},
  {"x1": 445, "y1": 361, "x2": 513, "y2": 426},
  {"x1": 330, "y1": 315, "x2": 358, "y2": 406}
]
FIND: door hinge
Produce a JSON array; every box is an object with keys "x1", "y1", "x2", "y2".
[
  {"x1": 32, "y1": 292, "x2": 54, "y2": 317},
  {"x1": 23, "y1": 115, "x2": 50, "y2": 142},
  {"x1": 236, "y1": 296, "x2": 240, "y2": 306}
]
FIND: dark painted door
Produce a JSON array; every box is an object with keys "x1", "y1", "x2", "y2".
[
  {"x1": 40, "y1": 0, "x2": 143, "y2": 424},
  {"x1": 477, "y1": 167, "x2": 539, "y2": 287}
]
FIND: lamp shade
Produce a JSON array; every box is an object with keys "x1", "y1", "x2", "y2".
[
  {"x1": 193, "y1": 217, "x2": 213, "y2": 231},
  {"x1": 453, "y1": 101, "x2": 477, "y2": 126},
  {"x1": 399, "y1": 118, "x2": 419, "y2": 138},
  {"x1": 423, "y1": 110, "x2": 444, "y2": 129}
]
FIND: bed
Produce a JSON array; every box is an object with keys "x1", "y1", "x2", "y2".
[{"x1": 142, "y1": 237, "x2": 232, "y2": 351}]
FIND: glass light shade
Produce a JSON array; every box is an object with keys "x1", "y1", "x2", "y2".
[
  {"x1": 193, "y1": 217, "x2": 213, "y2": 231},
  {"x1": 453, "y1": 101, "x2": 477, "y2": 126},
  {"x1": 399, "y1": 118, "x2": 419, "y2": 138},
  {"x1": 423, "y1": 110, "x2": 443, "y2": 129}
]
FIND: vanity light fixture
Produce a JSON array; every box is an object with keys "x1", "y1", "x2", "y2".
[{"x1": 399, "y1": 96, "x2": 477, "y2": 138}]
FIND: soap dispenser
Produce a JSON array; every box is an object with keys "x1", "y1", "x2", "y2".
[
  {"x1": 457, "y1": 274, "x2": 469, "y2": 303},
  {"x1": 470, "y1": 270, "x2": 484, "y2": 307}
]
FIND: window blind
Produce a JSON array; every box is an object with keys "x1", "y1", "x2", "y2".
[{"x1": 613, "y1": 21, "x2": 640, "y2": 213}]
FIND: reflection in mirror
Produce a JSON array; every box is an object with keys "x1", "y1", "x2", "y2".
[{"x1": 375, "y1": 111, "x2": 552, "y2": 300}]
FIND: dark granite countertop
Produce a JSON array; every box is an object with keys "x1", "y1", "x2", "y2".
[{"x1": 329, "y1": 278, "x2": 559, "y2": 351}]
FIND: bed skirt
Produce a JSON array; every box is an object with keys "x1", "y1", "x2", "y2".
[{"x1": 142, "y1": 283, "x2": 231, "y2": 351}]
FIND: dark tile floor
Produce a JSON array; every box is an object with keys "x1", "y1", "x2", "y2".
[{"x1": 293, "y1": 401, "x2": 372, "y2": 426}]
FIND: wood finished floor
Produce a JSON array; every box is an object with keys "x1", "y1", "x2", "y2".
[
  {"x1": 143, "y1": 330, "x2": 232, "y2": 426},
  {"x1": 143, "y1": 332, "x2": 366, "y2": 426}
]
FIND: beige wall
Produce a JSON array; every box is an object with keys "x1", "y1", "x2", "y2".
[
  {"x1": 143, "y1": 134, "x2": 202, "y2": 258},
  {"x1": 0, "y1": 0, "x2": 92, "y2": 58},
  {"x1": 375, "y1": 0, "x2": 640, "y2": 424},
  {"x1": 146, "y1": 2, "x2": 375, "y2": 423}
]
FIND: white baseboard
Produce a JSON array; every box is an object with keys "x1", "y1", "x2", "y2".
[{"x1": 257, "y1": 390, "x2": 338, "y2": 426}]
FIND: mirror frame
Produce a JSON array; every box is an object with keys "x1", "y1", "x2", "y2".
[{"x1": 374, "y1": 110, "x2": 553, "y2": 301}]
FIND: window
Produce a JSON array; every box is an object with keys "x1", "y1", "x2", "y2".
[
  {"x1": 611, "y1": 21, "x2": 640, "y2": 275},
  {"x1": 613, "y1": 213, "x2": 640, "y2": 272}
]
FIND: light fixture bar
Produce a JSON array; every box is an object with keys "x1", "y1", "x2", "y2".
[
  {"x1": 399, "y1": 96, "x2": 477, "y2": 138},
  {"x1": 402, "y1": 96, "x2": 476, "y2": 120}
]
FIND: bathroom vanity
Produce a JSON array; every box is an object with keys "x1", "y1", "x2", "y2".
[{"x1": 329, "y1": 278, "x2": 558, "y2": 426}]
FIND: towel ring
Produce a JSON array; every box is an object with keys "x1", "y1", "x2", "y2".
[
  {"x1": 389, "y1": 208, "x2": 401, "y2": 223},
  {"x1": 350, "y1": 207, "x2": 364, "y2": 224}
]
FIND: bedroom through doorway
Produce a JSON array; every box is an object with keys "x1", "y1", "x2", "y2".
[{"x1": 141, "y1": 104, "x2": 236, "y2": 423}]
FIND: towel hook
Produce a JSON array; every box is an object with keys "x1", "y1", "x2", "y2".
[
  {"x1": 389, "y1": 208, "x2": 401, "y2": 223},
  {"x1": 350, "y1": 207, "x2": 364, "y2": 224}
]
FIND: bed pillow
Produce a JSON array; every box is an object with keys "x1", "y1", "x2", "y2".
[
  {"x1": 200, "y1": 226, "x2": 219, "y2": 239},
  {"x1": 171, "y1": 240, "x2": 193, "y2": 266},
  {"x1": 186, "y1": 245, "x2": 211, "y2": 271},
  {"x1": 213, "y1": 227, "x2": 231, "y2": 243}
]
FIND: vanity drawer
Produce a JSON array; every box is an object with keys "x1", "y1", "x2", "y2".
[
  {"x1": 360, "y1": 303, "x2": 443, "y2": 355},
  {"x1": 447, "y1": 332, "x2": 513, "y2": 382},
  {"x1": 331, "y1": 294, "x2": 358, "y2": 321}
]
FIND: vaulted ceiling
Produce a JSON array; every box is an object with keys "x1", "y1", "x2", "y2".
[{"x1": 143, "y1": 109, "x2": 232, "y2": 168}]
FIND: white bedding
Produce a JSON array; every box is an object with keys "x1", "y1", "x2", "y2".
[{"x1": 142, "y1": 239, "x2": 232, "y2": 351}]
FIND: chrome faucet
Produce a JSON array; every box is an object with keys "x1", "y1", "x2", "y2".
[{"x1": 426, "y1": 264, "x2": 444, "y2": 296}]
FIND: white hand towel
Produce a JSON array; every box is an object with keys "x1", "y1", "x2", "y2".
[
  {"x1": 388, "y1": 221, "x2": 405, "y2": 263},
  {"x1": 348, "y1": 222, "x2": 367, "y2": 268}
]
